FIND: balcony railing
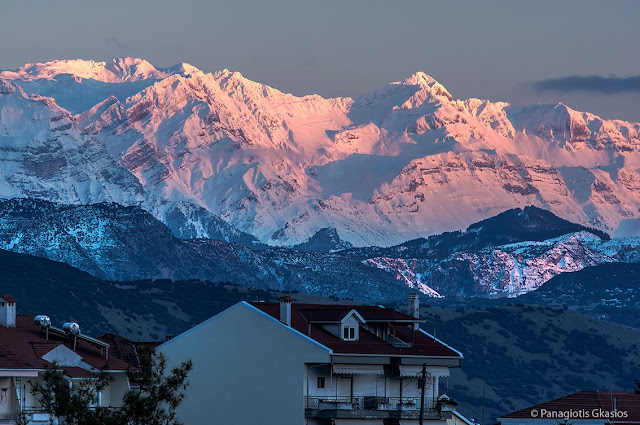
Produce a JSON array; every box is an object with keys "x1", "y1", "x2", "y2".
[
  {"x1": 0, "y1": 412, "x2": 19, "y2": 422},
  {"x1": 385, "y1": 334, "x2": 412, "y2": 348},
  {"x1": 305, "y1": 396, "x2": 441, "y2": 419}
]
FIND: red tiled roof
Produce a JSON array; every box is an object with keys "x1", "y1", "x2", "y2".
[
  {"x1": 96, "y1": 333, "x2": 162, "y2": 368},
  {"x1": 62, "y1": 367, "x2": 96, "y2": 378},
  {"x1": 251, "y1": 302, "x2": 460, "y2": 358},
  {"x1": 501, "y1": 391, "x2": 640, "y2": 422},
  {"x1": 0, "y1": 294, "x2": 16, "y2": 303},
  {"x1": 0, "y1": 315, "x2": 131, "y2": 372},
  {"x1": 300, "y1": 308, "x2": 357, "y2": 323},
  {"x1": 97, "y1": 333, "x2": 141, "y2": 368}
]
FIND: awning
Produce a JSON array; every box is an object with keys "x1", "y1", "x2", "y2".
[
  {"x1": 428, "y1": 366, "x2": 450, "y2": 377},
  {"x1": 332, "y1": 364, "x2": 384, "y2": 375},
  {"x1": 399, "y1": 365, "x2": 450, "y2": 377},
  {"x1": 399, "y1": 365, "x2": 423, "y2": 377}
]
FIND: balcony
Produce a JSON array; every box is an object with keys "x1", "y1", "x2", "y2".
[
  {"x1": 305, "y1": 396, "x2": 447, "y2": 420},
  {"x1": 0, "y1": 410, "x2": 55, "y2": 425},
  {"x1": 385, "y1": 334, "x2": 412, "y2": 348},
  {"x1": 0, "y1": 413, "x2": 18, "y2": 425}
]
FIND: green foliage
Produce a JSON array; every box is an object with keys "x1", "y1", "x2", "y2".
[
  {"x1": 28, "y1": 353, "x2": 193, "y2": 425},
  {"x1": 119, "y1": 351, "x2": 193, "y2": 425},
  {"x1": 30, "y1": 366, "x2": 112, "y2": 425}
]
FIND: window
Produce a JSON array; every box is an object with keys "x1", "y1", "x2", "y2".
[
  {"x1": 317, "y1": 377, "x2": 326, "y2": 389},
  {"x1": 343, "y1": 326, "x2": 356, "y2": 341}
]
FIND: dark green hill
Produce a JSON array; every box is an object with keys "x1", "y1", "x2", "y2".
[
  {"x1": 1, "y1": 248, "x2": 638, "y2": 425},
  {"x1": 0, "y1": 248, "x2": 270, "y2": 338},
  {"x1": 513, "y1": 262, "x2": 640, "y2": 329},
  {"x1": 346, "y1": 205, "x2": 609, "y2": 260}
]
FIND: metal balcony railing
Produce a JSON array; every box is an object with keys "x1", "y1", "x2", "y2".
[
  {"x1": 0, "y1": 412, "x2": 19, "y2": 421},
  {"x1": 385, "y1": 334, "x2": 412, "y2": 348},
  {"x1": 305, "y1": 396, "x2": 439, "y2": 418}
]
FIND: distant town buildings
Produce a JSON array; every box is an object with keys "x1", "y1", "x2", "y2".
[
  {"x1": 500, "y1": 391, "x2": 640, "y2": 425},
  {"x1": 158, "y1": 293, "x2": 473, "y2": 425}
]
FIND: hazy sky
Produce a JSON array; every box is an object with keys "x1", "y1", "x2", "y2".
[{"x1": 2, "y1": 0, "x2": 639, "y2": 121}]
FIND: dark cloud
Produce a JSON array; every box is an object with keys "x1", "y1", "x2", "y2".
[
  {"x1": 105, "y1": 36, "x2": 128, "y2": 50},
  {"x1": 533, "y1": 75, "x2": 640, "y2": 94}
]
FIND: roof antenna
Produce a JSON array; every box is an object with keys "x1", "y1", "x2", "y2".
[{"x1": 433, "y1": 329, "x2": 437, "y2": 341}]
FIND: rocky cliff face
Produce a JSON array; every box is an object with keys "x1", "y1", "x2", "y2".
[
  {"x1": 1, "y1": 198, "x2": 636, "y2": 300},
  {"x1": 2, "y1": 58, "x2": 640, "y2": 247},
  {"x1": 0, "y1": 198, "x2": 409, "y2": 301},
  {"x1": 364, "y1": 232, "x2": 640, "y2": 297}
]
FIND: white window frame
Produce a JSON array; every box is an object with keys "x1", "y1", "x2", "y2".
[{"x1": 343, "y1": 325, "x2": 357, "y2": 341}]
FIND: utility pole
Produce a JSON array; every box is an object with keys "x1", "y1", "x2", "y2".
[
  {"x1": 482, "y1": 385, "x2": 486, "y2": 425},
  {"x1": 419, "y1": 362, "x2": 427, "y2": 425}
]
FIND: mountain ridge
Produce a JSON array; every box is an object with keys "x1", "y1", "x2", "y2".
[
  {"x1": 1, "y1": 197, "x2": 637, "y2": 300},
  {"x1": 2, "y1": 57, "x2": 640, "y2": 247}
]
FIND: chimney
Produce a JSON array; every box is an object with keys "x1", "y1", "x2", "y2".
[
  {"x1": 408, "y1": 292, "x2": 419, "y2": 329},
  {"x1": 0, "y1": 295, "x2": 17, "y2": 328},
  {"x1": 279, "y1": 296, "x2": 293, "y2": 326}
]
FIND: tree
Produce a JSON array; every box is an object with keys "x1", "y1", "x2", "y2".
[
  {"x1": 636, "y1": 364, "x2": 640, "y2": 394},
  {"x1": 27, "y1": 352, "x2": 193, "y2": 425},
  {"x1": 29, "y1": 365, "x2": 112, "y2": 425},
  {"x1": 119, "y1": 350, "x2": 193, "y2": 425}
]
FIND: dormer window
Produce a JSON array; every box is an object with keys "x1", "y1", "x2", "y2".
[{"x1": 343, "y1": 325, "x2": 356, "y2": 341}]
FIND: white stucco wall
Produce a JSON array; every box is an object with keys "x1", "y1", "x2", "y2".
[
  {"x1": 158, "y1": 302, "x2": 332, "y2": 425},
  {"x1": 98, "y1": 372, "x2": 129, "y2": 408},
  {"x1": 0, "y1": 377, "x2": 16, "y2": 415}
]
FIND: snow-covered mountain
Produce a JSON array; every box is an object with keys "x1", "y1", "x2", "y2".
[
  {"x1": 2, "y1": 57, "x2": 640, "y2": 247},
  {"x1": 365, "y1": 232, "x2": 640, "y2": 298},
  {"x1": 0, "y1": 197, "x2": 634, "y2": 300},
  {"x1": 0, "y1": 198, "x2": 409, "y2": 301}
]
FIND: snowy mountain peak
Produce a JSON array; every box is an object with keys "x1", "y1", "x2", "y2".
[
  {"x1": 166, "y1": 62, "x2": 201, "y2": 77},
  {"x1": 399, "y1": 71, "x2": 438, "y2": 86},
  {"x1": 397, "y1": 71, "x2": 453, "y2": 101},
  {"x1": 0, "y1": 57, "x2": 170, "y2": 83},
  {"x1": 102, "y1": 57, "x2": 167, "y2": 81},
  {"x1": 2, "y1": 57, "x2": 640, "y2": 248},
  {"x1": 212, "y1": 68, "x2": 270, "y2": 95},
  {"x1": 0, "y1": 78, "x2": 18, "y2": 94}
]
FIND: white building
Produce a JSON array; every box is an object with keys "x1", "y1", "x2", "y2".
[
  {"x1": 0, "y1": 295, "x2": 133, "y2": 425},
  {"x1": 158, "y1": 294, "x2": 472, "y2": 425}
]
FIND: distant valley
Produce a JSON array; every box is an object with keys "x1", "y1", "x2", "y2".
[{"x1": 1, "y1": 247, "x2": 638, "y2": 425}]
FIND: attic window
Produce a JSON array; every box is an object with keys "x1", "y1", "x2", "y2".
[{"x1": 343, "y1": 326, "x2": 356, "y2": 341}]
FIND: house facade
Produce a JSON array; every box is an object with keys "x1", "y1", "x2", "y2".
[
  {"x1": 500, "y1": 391, "x2": 640, "y2": 425},
  {"x1": 158, "y1": 294, "x2": 470, "y2": 425},
  {"x1": 0, "y1": 295, "x2": 132, "y2": 425}
]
